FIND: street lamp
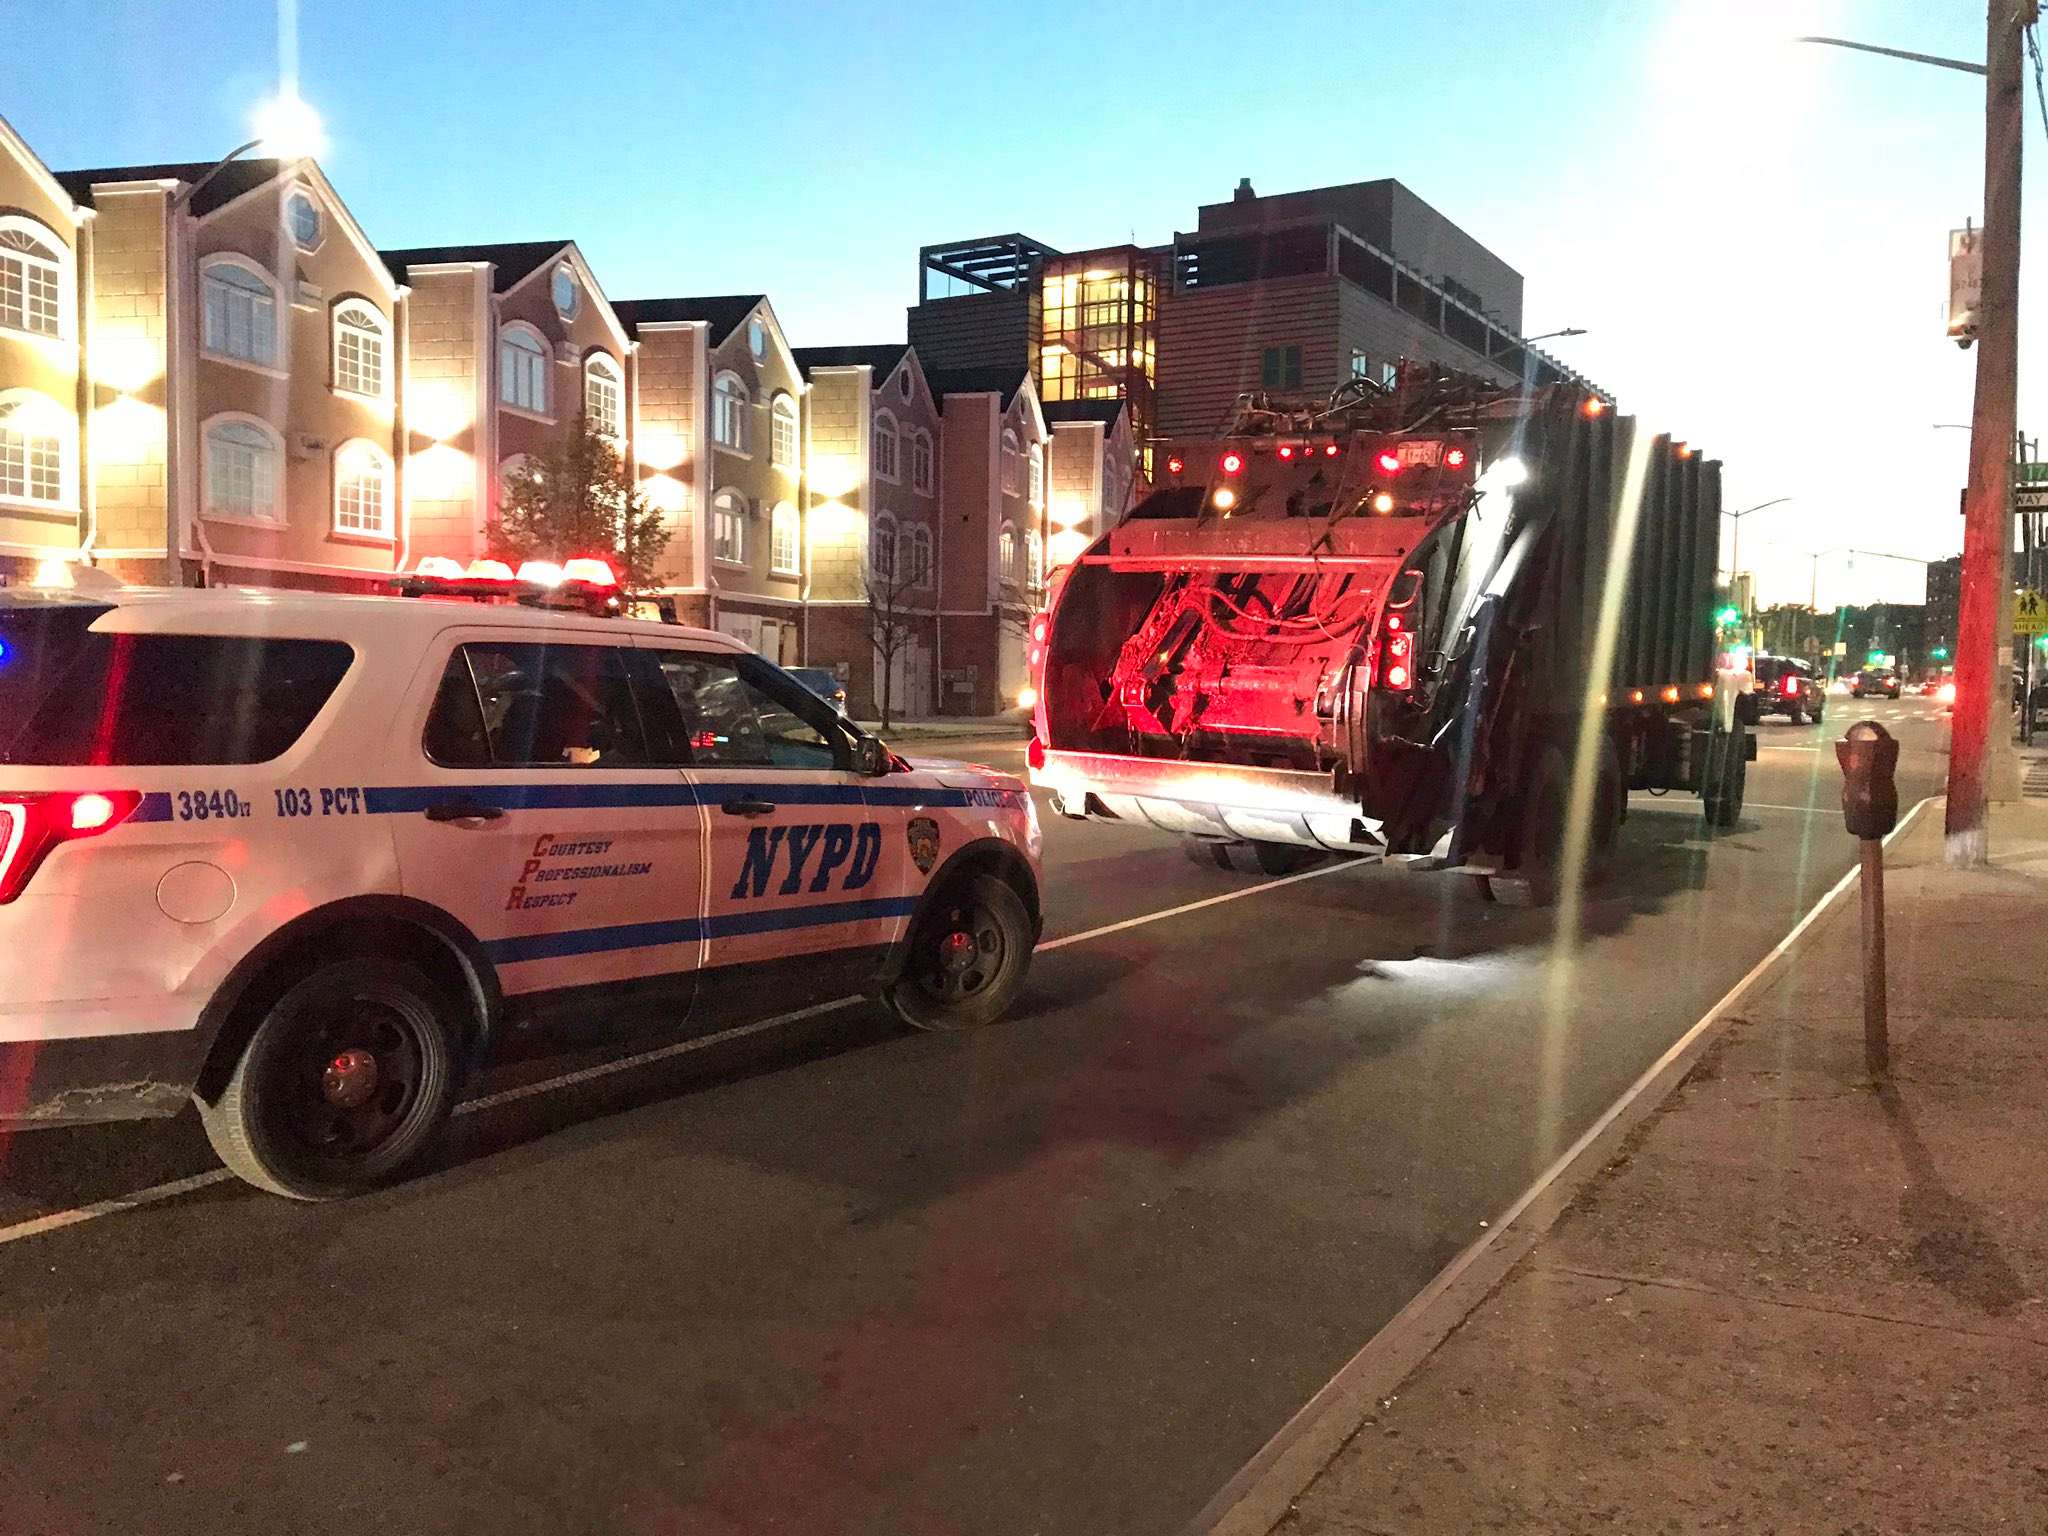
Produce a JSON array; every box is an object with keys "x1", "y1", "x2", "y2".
[
  {"x1": 173, "y1": 92, "x2": 328, "y2": 210},
  {"x1": 1523, "y1": 327, "x2": 1587, "y2": 343},
  {"x1": 1801, "y1": 16, "x2": 2021, "y2": 866},
  {"x1": 1724, "y1": 497, "x2": 1791, "y2": 585}
]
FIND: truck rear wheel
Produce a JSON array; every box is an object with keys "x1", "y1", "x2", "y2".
[
  {"x1": 1181, "y1": 837, "x2": 1328, "y2": 876},
  {"x1": 197, "y1": 958, "x2": 461, "y2": 1200},
  {"x1": 1703, "y1": 718, "x2": 1750, "y2": 829},
  {"x1": 1506, "y1": 743, "x2": 1570, "y2": 908}
]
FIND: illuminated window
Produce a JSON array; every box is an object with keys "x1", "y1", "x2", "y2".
[
  {"x1": 873, "y1": 410, "x2": 899, "y2": 482},
  {"x1": 770, "y1": 501, "x2": 799, "y2": 574},
  {"x1": 1260, "y1": 345, "x2": 1302, "y2": 389},
  {"x1": 584, "y1": 353, "x2": 622, "y2": 437},
  {"x1": 712, "y1": 488, "x2": 746, "y2": 563},
  {"x1": 203, "y1": 417, "x2": 283, "y2": 523},
  {"x1": 1350, "y1": 349, "x2": 1370, "y2": 380},
  {"x1": 499, "y1": 325, "x2": 549, "y2": 414},
  {"x1": 1026, "y1": 529, "x2": 1044, "y2": 591},
  {"x1": 333, "y1": 302, "x2": 388, "y2": 398},
  {"x1": 1027, "y1": 442, "x2": 1044, "y2": 508},
  {"x1": 713, "y1": 372, "x2": 749, "y2": 451},
  {"x1": 1001, "y1": 429, "x2": 1022, "y2": 496},
  {"x1": 333, "y1": 439, "x2": 393, "y2": 536},
  {"x1": 909, "y1": 429, "x2": 933, "y2": 494},
  {"x1": 0, "y1": 389, "x2": 72, "y2": 507},
  {"x1": 0, "y1": 217, "x2": 66, "y2": 340},
  {"x1": 771, "y1": 394, "x2": 798, "y2": 468},
  {"x1": 871, "y1": 511, "x2": 898, "y2": 580},
  {"x1": 997, "y1": 519, "x2": 1017, "y2": 584},
  {"x1": 201, "y1": 258, "x2": 279, "y2": 366}
]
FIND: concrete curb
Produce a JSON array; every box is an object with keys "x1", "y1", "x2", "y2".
[{"x1": 1181, "y1": 795, "x2": 1941, "y2": 1536}]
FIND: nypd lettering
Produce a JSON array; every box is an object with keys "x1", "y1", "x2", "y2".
[{"x1": 730, "y1": 821, "x2": 882, "y2": 900}]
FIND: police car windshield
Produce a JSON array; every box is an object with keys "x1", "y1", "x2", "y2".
[{"x1": 0, "y1": 616, "x2": 355, "y2": 766}]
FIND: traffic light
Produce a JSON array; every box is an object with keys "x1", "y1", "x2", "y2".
[
  {"x1": 1715, "y1": 605, "x2": 1742, "y2": 626},
  {"x1": 1932, "y1": 644, "x2": 1950, "y2": 660}
]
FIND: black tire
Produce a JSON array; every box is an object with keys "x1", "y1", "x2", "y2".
[
  {"x1": 1812, "y1": 700, "x2": 1826, "y2": 725},
  {"x1": 1703, "y1": 718, "x2": 1749, "y2": 829},
  {"x1": 1251, "y1": 841, "x2": 1330, "y2": 876},
  {"x1": 1182, "y1": 835, "x2": 1239, "y2": 871},
  {"x1": 886, "y1": 873, "x2": 1034, "y2": 1031},
  {"x1": 197, "y1": 958, "x2": 461, "y2": 1201},
  {"x1": 1589, "y1": 733, "x2": 1625, "y2": 879},
  {"x1": 1786, "y1": 703, "x2": 1804, "y2": 726}
]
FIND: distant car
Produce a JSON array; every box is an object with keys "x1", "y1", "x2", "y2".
[
  {"x1": 784, "y1": 666, "x2": 849, "y2": 715},
  {"x1": 1852, "y1": 666, "x2": 1901, "y2": 699},
  {"x1": 1751, "y1": 655, "x2": 1826, "y2": 725}
]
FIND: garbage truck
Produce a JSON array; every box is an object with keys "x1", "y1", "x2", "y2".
[{"x1": 1025, "y1": 363, "x2": 1752, "y2": 903}]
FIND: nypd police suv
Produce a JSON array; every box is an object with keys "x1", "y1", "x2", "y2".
[{"x1": 0, "y1": 565, "x2": 1041, "y2": 1198}]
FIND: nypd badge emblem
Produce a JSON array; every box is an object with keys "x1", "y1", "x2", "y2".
[{"x1": 907, "y1": 816, "x2": 941, "y2": 875}]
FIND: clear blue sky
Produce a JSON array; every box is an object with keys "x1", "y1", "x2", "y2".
[{"x1": 10, "y1": 0, "x2": 2026, "y2": 608}]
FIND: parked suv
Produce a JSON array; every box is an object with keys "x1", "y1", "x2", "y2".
[
  {"x1": 0, "y1": 576, "x2": 1041, "y2": 1199},
  {"x1": 1751, "y1": 655, "x2": 1826, "y2": 725}
]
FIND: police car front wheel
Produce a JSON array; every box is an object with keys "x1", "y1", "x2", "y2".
[
  {"x1": 197, "y1": 958, "x2": 461, "y2": 1200},
  {"x1": 887, "y1": 874, "x2": 1034, "y2": 1032}
]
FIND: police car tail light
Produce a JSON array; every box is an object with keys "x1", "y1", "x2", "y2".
[
  {"x1": 560, "y1": 557, "x2": 619, "y2": 587},
  {"x1": 0, "y1": 790, "x2": 144, "y2": 904}
]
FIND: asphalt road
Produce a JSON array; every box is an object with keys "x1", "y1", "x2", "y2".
[{"x1": 0, "y1": 695, "x2": 1951, "y2": 1536}]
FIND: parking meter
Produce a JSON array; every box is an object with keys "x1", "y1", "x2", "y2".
[{"x1": 1835, "y1": 721, "x2": 1899, "y2": 840}]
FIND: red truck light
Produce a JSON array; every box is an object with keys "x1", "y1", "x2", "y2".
[
  {"x1": 1027, "y1": 736, "x2": 1046, "y2": 770},
  {"x1": 0, "y1": 790, "x2": 144, "y2": 904},
  {"x1": 1375, "y1": 450, "x2": 1402, "y2": 474},
  {"x1": 1278, "y1": 445, "x2": 1295, "y2": 459},
  {"x1": 1444, "y1": 447, "x2": 1468, "y2": 469},
  {"x1": 1220, "y1": 452, "x2": 1245, "y2": 475},
  {"x1": 1324, "y1": 444, "x2": 1340, "y2": 457},
  {"x1": 1167, "y1": 456, "x2": 1184, "y2": 475}
]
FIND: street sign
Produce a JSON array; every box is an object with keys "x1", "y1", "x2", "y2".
[
  {"x1": 2016, "y1": 589, "x2": 2048, "y2": 636},
  {"x1": 1949, "y1": 226, "x2": 1982, "y2": 341},
  {"x1": 1803, "y1": 635, "x2": 1822, "y2": 656},
  {"x1": 2017, "y1": 486, "x2": 2048, "y2": 512}
]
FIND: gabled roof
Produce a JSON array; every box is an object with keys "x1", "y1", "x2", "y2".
[
  {"x1": 926, "y1": 363, "x2": 1031, "y2": 407},
  {"x1": 1, "y1": 112, "x2": 86, "y2": 225},
  {"x1": 1042, "y1": 398, "x2": 1127, "y2": 428},
  {"x1": 379, "y1": 240, "x2": 570, "y2": 289},
  {"x1": 56, "y1": 158, "x2": 283, "y2": 218},
  {"x1": 790, "y1": 343, "x2": 910, "y2": 382},
  {"x1": 613, "y1": 295, "x2": 766, "y2": 345}
]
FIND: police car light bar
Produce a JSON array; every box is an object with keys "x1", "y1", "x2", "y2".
[{"x1": 391, "y1": 554, "x2": 624, "y2": 614}]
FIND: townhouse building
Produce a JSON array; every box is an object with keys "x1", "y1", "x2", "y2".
[{"x1": 380, "y1": 239, "x2": 634, "y2": 567}]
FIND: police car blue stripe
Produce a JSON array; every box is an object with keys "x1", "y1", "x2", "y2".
[
  {"x1": 359, "y1": 782, "x2": 1021, "y2": 813},
  {"x1": 480, "y1": 895, "x2": 920, "y2": 965},
  {"x1": 132, "y1": 792, "x2": 176, "y2": 824}
]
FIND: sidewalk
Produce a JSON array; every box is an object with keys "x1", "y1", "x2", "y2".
[
  {"x1": 855, "y1": 714, "x2": 1029, "y2": 743},
  {"x1": 1261, "y1": 802, "x2": 2048, "y2": 1534}
]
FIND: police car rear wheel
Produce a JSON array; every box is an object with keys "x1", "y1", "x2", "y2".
[
  {"x1": 199, "y1": 958, "x2": 459, "y2": 1200},
  {"x1": 889, "y1": 874, "x2": 1032, "y2": 1032}
]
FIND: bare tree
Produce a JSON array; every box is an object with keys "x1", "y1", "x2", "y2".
[{"x1": 863, "y1": 529, "x2": 924, "y2": 729}]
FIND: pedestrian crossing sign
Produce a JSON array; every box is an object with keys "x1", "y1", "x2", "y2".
[{"x1": 2016, "y1": 589, "x2": 2048, "y2": 636}]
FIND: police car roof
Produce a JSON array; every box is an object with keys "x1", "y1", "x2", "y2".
[{"x1": 12, "y1": 585, "x2": 746, "y2": 651}]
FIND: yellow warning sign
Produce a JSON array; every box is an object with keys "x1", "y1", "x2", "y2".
[{"x1": 2016, "y1": 589, "x2": 2048, "y2": 636}]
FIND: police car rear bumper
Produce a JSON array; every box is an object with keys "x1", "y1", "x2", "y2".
[{"x1": 0, "y1": 1030, "x2": 204, "y2": 1127}]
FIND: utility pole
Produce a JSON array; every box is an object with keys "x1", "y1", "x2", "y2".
[{"x1": 1948, "y1": 1, "x2": 2031, "y2": 866}]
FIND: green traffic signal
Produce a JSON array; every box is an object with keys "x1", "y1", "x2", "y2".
[
  {"x1": 1931, "y1": 645, "x2": 1950, "y2": 659},
  {"x1": 1715, "y1": 606, "x2": 1742, "y2": 626}
]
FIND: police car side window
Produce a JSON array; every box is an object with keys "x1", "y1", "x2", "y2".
[
  {"x1": 651, "y1": 653, "x2": 838, "y2": 772},
  {"x1": 426, "y1": 642, "x2": 650, "y2": 769}
]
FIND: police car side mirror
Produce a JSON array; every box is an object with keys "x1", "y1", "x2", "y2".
[{"x1": 851, "y1": 735, "x2": 891, "y2": 777}]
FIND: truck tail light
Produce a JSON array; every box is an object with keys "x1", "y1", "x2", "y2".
[
  {"x1": 1375, "y1": 450, "x2": 1402, "y2": 475},
  {"x1": 1380, "y1": 630, "x2": 1415, "y2": 692},
  {"x1": 1220, "y1": 452, "x2": 1245, "y2": 475},
  {"x1": 0, "y1": 790, "x2": 144, "y2": 904}
]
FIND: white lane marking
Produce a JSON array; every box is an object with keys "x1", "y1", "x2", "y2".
[
  {"x1": 1760, "y1": 744, "x2": 1820, "y2": 752},
  {"x1": 0, "y1": 1170, "x2": 233, "y2": 1246},
  {"x1": 0, "y1": 862, "x2": 1355, "y2": 1246},
  {"x1": 1183, "y1": 793, "x2": 1938, "y2": 1536},
  {"x1": 1626, "y1": 796, "x2": 1822, "y2": 815},
  {"x1": 1036, "y1": 859, "x2": 1355, "y2": 953}
]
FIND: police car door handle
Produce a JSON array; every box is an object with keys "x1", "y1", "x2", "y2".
[
  {"x1": 423, "y1": 799, "x2": 506, "y2": 824},
  {"x1": 721, "y1": 797, "x2": 777, "y2": 817}
]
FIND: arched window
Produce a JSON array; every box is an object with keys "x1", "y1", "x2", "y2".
[
  {"x1": 909, "y1": 524, "x2": 934, "y2": 586},
  {"x1": 713, "y1": 372, "x2": 749, "y2": 451},
  {"x1": 203, "y1": 415, "x2": 283, "y2": 523},
  {"x1": 333, "y1": 439, "x2": 393, "y2": 536},
  {"x1": 0, "y1": 388, "x2": 75, "y2": 508},
  {"x1": 873, "y1": 410, "x2": 899, "y2": 482},
  {"x1": 909, "y1": 429, "x2": 934, "y2": 494},
  {"x1": 997, "y1": 520, "x2": 1018, "y2": 584},
  {"x1": 332, "y1": 301, "x2": 388, "y2": 398},
  {"x1": 1001, "y1": 428, "x2": 1022, "y2": 496},
  {"x1": 499, "y1": 325, "x2": 549, "y2": 414},
  {"x1": 871, "y1": 511, "x2": 898, "y2": 580},
  {"x1": 1025, "y1": 529, "x2": 1045, "y2": 590},
  {"x1": 201, "y1": 257, "x2": 280, "y2": 366},
  {"x1": 711, "y1": 488, "x2": 747, "y2": 563},
  {"x1": 770, "y1": 394, "x2": 798, "y2": 469},
  {"x1": 770, "y1": 501, "x2": 799, "y2": 574},
  {"x1": 584, "y1": 353, "x2": 622, "y2": 438},
  {"x1": 0, "y1": 216, "x2": 69, "y2": 341},
  {"x1": 1028, "y1": 441, "x2": 1045, "y2": 508}
]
